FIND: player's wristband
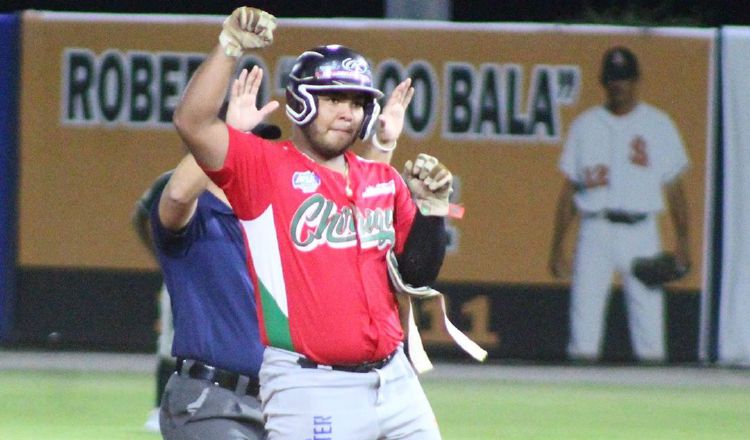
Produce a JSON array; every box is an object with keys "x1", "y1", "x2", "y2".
[{"x1": 372, "y1": 134, "x2": 397, "y2": 152}]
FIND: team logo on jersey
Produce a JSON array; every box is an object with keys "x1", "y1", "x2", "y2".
[
  {"x1": 362, "y1": 180, "x2": 396, "y2": 198},
  {"x1": 290, "y1": 194, "x2": 395, "y2": 251},
  {"x1": 629, "y1": 136, "x2": 649, "y2": 167},
  {"x1": 292, "y1": 171, "x2": 321, "y2": 194}
]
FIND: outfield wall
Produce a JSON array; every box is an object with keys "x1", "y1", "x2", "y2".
[
  {"x1": 0, "y1": 11, "x2": 724, "y2": 362},
  {"x1": 16, "y1": 14, "x2": 712, "y2": 289}
]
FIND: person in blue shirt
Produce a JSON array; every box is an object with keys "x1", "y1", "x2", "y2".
[
  {"x1": 153, "y1": 151, "x2": 266, "y2": 439},
  {"x1": 131, "y1": 171, "x2": 177, "y2": 433}
]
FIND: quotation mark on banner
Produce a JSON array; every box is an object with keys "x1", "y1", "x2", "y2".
[{"x1": 556, "y1": 67, "x2": 581, "y2": 105}]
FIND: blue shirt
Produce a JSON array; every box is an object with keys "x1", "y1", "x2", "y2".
[{"x1": 151, "y1": 191, "x2": 263, "y2": 377}]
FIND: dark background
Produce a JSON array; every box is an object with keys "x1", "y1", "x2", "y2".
[{"x1": 1, "y1": 0, "x2": 749, "y2": 26}]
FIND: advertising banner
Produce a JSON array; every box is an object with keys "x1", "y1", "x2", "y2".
[
  {"x1": 12, "y1": 12, "x2": 717, "y2": 359},
  {"x1": 18, "y1": 13, "x2": 714, "y2": 290}
]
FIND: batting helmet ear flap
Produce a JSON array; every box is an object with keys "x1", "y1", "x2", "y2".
[
  {"x1": 359, "y1": 99, "x2": 380, "y2": 140},
  {"x1": 286, "y1": 86, "x2": 319, "y2": 126}
]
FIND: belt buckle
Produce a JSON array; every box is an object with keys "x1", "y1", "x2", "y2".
[
  {"x1": 204, "y1": 364, "x2": 218, "y2": 385},
  {"x1": 351, "y1": 362, "x2": 374, "y2": 373},
  {"x1": 348, "y1": 350, "x2": 395, "y2": 372},
  {"x1": 178, "y1": 358, "x2": 258, "y2": 396},
  {"x1": 197, "y1": 362, "x2": 219, "y2": 385}
]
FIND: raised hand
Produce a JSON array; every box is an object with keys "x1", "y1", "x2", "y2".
[
  {"x1": 225, "y1": 66, "x2": 280, "y2": 132},
  {"x1": 373, "y1": 78, "x2": 415, "y2": 151},
  {"x1": 219, "y1": 7, "x2": 277, "y2": 58}
]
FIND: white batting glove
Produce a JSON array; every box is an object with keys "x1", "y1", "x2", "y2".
[
  {"x1": 219, "y1": 7, "x2": 277, "y2": 58},
  {"x1": 403, "y1": 153, "x2": 453, "y2": 217}
]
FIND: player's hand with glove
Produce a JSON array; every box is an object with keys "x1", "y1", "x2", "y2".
[
  {"x1": 632, "y1": 252, "x2": 689, "y2": 288},
  {"x1": 372, "y1": 78, "x2": 415, "y2": 152},
  {"x1": 226, "y1": 66, "x2": 280, "y2": 132},
  {"x1": 219, "y1": 6, "x2": 277, "y2": 58},
  {"x1": 403, "y1": 154, "x2": 453, "y2": 217}
]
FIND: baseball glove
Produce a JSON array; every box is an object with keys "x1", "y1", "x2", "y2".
[{"x1": 631, "y1": 252, "x2": 688, "y2": 287}]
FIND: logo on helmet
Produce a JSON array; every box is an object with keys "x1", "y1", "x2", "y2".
[
  {"x1": 341, "y1": 57, "x2": 369, "y2": 74},
  {"x1": 314, "y1": 66, "x2": 368, "y2": 84}
]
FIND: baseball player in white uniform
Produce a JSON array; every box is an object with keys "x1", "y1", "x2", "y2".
[{"x1": 549, "y1": 46, "x2": 691, "y2": 363}]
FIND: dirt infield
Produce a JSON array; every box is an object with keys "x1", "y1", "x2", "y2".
[{"x1": 2, "y1": 350, "x2": 749, "y2": 388}]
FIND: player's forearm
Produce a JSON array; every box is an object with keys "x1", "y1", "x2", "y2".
[
  {"x1": 670, "y1": 207, "x2": 689, "y2": 247},
  {"x1": 166, "y1": 155, "x2": 211, "y2": 202},
  {"x1": 158, "y1": 155, "x2": 210, "y2": 231},
  {"x1": 397, "y1": 212, "x2": 447, "y2": 287},
  {"x1": 666, "y1": 179, "x2": 690, "y2": 250},
  {"x1": 174, "y1": 7, "x2": 276, "y2": 171},
  {"x1": 550, "y1": 181, "x2": 576, "y2": 252},
  {"x1": 174, "y1": 44, "x2": 234, "y2": 128},
  {"x1": 173, "y1": 44, "x2": 237, "y2": 169}
]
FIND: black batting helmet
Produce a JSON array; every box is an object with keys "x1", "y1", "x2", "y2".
[
  {"x1": 285, "y1": 44, "x2": 383, "y2": 139},
  {"x1": 600, "y1": 46, "x2": 640, "y2": 84}
]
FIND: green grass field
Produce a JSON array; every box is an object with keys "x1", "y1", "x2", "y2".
[{"x1": 0, "y1": 370, "x2": 748, "y2": 439}]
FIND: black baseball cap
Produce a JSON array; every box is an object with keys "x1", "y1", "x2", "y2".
[
  {"x1": 600, "y1": 46, "x2": 640, "y2": 83},
  {"x1": 250, "y1": 122, "x2": 282, "y2": 140}
]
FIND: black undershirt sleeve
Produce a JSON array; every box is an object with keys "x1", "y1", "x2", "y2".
[{"x1": 396, "y1": 211, "x2": 448, "y2": 287}]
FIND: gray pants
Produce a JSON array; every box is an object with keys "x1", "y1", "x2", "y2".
[
  {"x1": 160, "y1": 372, "x2": 265, "y2": 440},
  {"x1": 260, "y1": 346, "x2": 440, "y2": 439}
]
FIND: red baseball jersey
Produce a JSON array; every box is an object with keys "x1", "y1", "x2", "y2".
[{"x1": 205, "y1": 126, "x2": 418, "y2": 365}]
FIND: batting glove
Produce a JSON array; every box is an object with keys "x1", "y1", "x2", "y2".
[
  {"x1": 403, "y1": 153, "x2": 453, "y2": 217},
  {"x1": 219, "y1": 7, "x2": 277, "y2": 58}
]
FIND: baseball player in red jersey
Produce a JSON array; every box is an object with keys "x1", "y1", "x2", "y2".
[{"x1": 173, "y1": 7, "x2": 451, "y2": 439}]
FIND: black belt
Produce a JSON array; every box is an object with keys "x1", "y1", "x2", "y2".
[
  {"x1": 175, "y1": 358, "x2": 259, "y2": 397},
  {"x1": 297, "y1": 350, "x2": 397, "y2": 373},
  {"x1": 585, "y1": 210, "x2": 648, "y2": 224},
  {"x1": 604, "y1": 210, "x2": 647, "y2": 224}
]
